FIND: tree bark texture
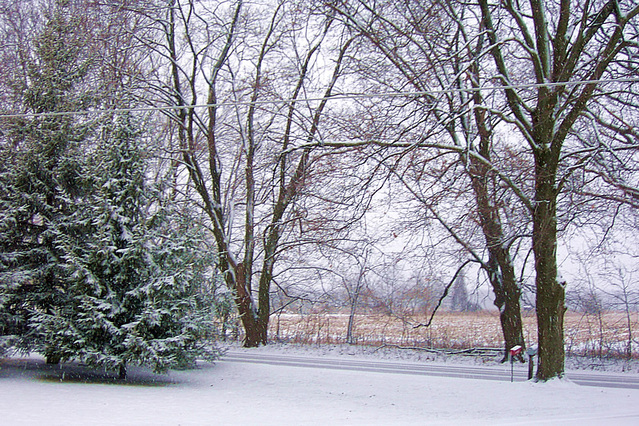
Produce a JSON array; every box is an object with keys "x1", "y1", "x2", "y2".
[
  {"x1": 532, "y1": 148, "x2": 566, "y2": 380},
  {"x1": 468, "y1": 82, "x2": 526, "y2": 362},
  {"x1": 468, "y1": 155, "x2": 525, "y2": 362},
  {"x1": 233, "y1": 262, "x2": 267, "y2": 347}
]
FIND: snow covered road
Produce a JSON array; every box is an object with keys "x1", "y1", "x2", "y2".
[{"x1": 222, "y1": 349, "x2": 639, "y2": 389}]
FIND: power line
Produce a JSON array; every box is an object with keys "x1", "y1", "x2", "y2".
[{"x1": 1, "y1": 77, "x2": 638, "y2": 120}]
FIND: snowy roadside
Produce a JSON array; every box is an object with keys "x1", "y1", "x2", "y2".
[{"x1": 222, "y1": 341, "x2": 639, "y2": 374}]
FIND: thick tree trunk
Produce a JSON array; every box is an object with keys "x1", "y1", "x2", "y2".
[
  {"x1": 237, "y1": 303, "x2": 265, "y2": 348},
  {"x1": 240, "y1": 315, "x2": 267, "y2": 348},
  {"x1": 468, "y1": 151, "x2": 525, "y2": 362},
  {"x1": 489, "y1": 259, "x2": 525, "y2": 362},
  {"x1": 533, "y1": 149, "x2": 566, "y2": 381},
  {"x1": 257, "y1": 248, "x2": 276, "y2": 347},
  {"x1": 233, "y1": 262, "x2": 267, "y2": 347}
]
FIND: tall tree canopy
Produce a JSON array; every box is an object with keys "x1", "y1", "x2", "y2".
[{"x1": 0, "y1": 0, "x2": 228, "y2": 375}]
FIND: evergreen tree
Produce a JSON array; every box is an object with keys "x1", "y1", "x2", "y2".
[
  {"x1": 2, "y1": 2, "x2": 227, "y2": 372},
  {"x1": 451, "y1": 272, "x2": 470, "y2": 312},
  {"x1": 0, "y1": 2, "x2": 92, "y2": 360},
  {"x1": 37, "y1": 114, "x2": 224, "y2": 378}
]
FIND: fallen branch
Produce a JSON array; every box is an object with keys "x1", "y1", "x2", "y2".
[{"x1": 373, "y1": 343, "x2": 503, "y2": 356}]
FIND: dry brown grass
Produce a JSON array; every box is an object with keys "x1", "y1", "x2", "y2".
[{"x1": 268, "y1": 310, "x2": 639, "y2": 358}]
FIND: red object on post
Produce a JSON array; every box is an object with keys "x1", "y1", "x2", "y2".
[
  {"x1": 509, "y1": 345, "x2": 523, "y2": 357},
  {"x1": 509, "y1": 345, "x2": 522, "y2": 382}
]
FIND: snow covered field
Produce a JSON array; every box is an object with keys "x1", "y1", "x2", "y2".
[
  {"x1": 270, "y1": 311, "x2": 639, "y2": 359},
  {"x1": 2, "y1": 344, "x2": 639, "y2": 425}
]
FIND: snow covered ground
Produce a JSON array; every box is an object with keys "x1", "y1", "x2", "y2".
[{"x1": 1, "y1": 344, "x2": 639, "y2": 425}]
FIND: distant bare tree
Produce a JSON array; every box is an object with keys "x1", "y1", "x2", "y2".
[{"x1": 602, "y1": 266, "x2": 639, "y2": 359}]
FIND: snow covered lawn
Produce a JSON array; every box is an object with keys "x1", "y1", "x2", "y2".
[{"x1": 1, "y1": 346, "x2": 638, "y2": 425}]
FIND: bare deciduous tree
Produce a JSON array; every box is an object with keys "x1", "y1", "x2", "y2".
[
  {"x1": 478, "y1": 0, "x2": 639, "y2": 380},
  {"x1": 150, "y1": 0, "x2": 355, "y2": 346},
  {"x1": 327, "y1": 0, "x2": 528, "y2": 362}
]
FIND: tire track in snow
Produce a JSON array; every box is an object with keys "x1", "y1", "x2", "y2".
[{"x1": 221, "y1": 351, "x2": 639, "y2": 389}]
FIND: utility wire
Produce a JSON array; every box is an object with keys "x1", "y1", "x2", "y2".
[{"x1": 1, "y1": 77, "x2": 638, "y2": 120}]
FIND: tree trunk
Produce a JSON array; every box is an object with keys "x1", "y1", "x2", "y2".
[
  {"x1": 346, "y1": 281, "x2": 362, "y2": 345},
  {"x1": 463, "y1": 55, "x2": 526, "y2": 362},
  {"x1": 490, "y1": 265, "x2": 525, "y2": 362},
  {"x1": 479, "y1": 227, "x2": 526, "y2": 364},
  {"x1": 118, "y1": 362, "x2": 126, "y2": 380},
  {"x1": 468, "y1": 141, "x2": 525, "y2": 362},
  {"x1": 45, "y1": 351, "x2": 61, "y2": 365},
  {"x1": 233, "y1": 262, "x2": 267, "y2": 348},
  {"x1": 240, "y1": 314, "x2": 266, "y2": 348},
  {"x1": 533, "y1": 149, "x2": 566, "y2": 381}
]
